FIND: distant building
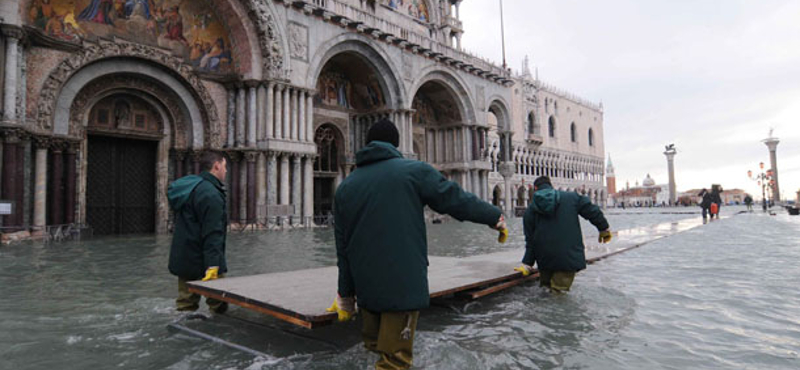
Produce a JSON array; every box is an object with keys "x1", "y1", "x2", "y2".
[
  {"x1": 679, "y1": 187, "x2": 750, "y2": 205},
  {"x1": 610, "y1": 174, "x2": 667, "y2": 207},
  {"x1": 606, "y1": 154, "x2": 616, "y2": 195}
]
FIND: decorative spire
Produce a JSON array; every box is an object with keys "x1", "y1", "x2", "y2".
[{"x1": 606, "y1": 153, "x2": 615, "y2": 176}]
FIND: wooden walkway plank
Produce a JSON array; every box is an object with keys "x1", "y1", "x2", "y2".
[{"x1": 188, "y1": 217, "x2": 708, "y2": 328}]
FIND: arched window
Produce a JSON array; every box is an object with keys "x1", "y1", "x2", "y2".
[
  {"x1": 588, "y1": 128, "x2": 594, "y2": 146},
  {"x1": 314, "y1": 124, "x2": 340, "y2": 172},
  {"x1": 548, "y1": 116, "x2": 556, "y2": 138},
  {"x1": 527, "y1": 112, "x2": 539, "y2": 135},
  {"x1": 570, "y1": 122, "x2": 577, "y2": 142}
]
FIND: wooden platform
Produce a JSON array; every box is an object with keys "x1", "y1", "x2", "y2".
[{"x1": 188, "y1": 217, "x2": 706, "y2": 328}]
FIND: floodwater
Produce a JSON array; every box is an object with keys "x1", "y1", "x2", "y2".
[{"x1": 2, "y1": 206, "x2": 799, "y2": 369}]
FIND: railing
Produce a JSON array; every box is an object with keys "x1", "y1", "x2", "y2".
[
  {"x1": 44, "y1": 223, "x2": 93, "y2": 243},
  {"x1": 308, "y1": 0, "x2": 511, "y2": 80},
  {"x1": 443, "y1": 15, "x2": 463, "y2": 30}
]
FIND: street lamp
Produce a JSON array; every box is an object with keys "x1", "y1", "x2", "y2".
[{"x1": 747, "y1": 162, "x2": 773, "y2": 212}]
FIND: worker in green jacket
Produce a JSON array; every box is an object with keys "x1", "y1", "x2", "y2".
[
  {"x1": 168, "y1": 151, "x2": 229, "y2": 313},
  {"x1": 328, "y1": 119, "x2": 505, "y2": 369},
  {"x1": 515, "y1": 176, "x2": 612, "y2": 293}
]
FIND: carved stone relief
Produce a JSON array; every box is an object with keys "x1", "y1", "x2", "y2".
[
  {"x1": 247, "y1": 0, "x2": 286, "y2": 79},
  {"x1": 288, "y1": 22, "x2": 308, "y2": 62}
]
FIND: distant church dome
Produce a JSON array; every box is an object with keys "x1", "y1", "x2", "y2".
[{"x1": 643, "y1": 173, "x2": 655, "y2": 187}]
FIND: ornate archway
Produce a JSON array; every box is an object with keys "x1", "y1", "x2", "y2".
[{"x1": 313, "y1": 123, "x2": 345, "y2": 223}]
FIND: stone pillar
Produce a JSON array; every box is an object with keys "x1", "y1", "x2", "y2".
[
  {"x1": 245, "y1": 152, "x2": 257, "y2": 223},
  {"x1": 274, "y1": 85, "x2": 283, "y2": 139},
  {"x1": 228, "y1": 152, "x2": 240, "y2": 223},
  {"x1": 291, "y1": 155, "x2": 301, "y2": 224},
  {"x1": 289, "y1": 88, "x2": 297, "y2": 141},
  {"x1": 500, "y1": 162, "x2": 514, "y2": 216},
  {"x1": 664, "y1": 149, "x2": 677, "y2": 205},
  {"x1": 282, "y1": 86, "x2": 290, "y2": 140},
  {"x1": 64, "y1": 144, "x2": 77, "y2": 224},
  {"x1": 235, "y1": 87, "x2": 246, "y2": 147},
  {"x1": 33, "y1": 139, "x2": 48, "y2": 233},
  {"x1": 257, "y1": 84, "x2": 266, "y2": 142},
  {"x1": 763, "y1": 137, "x2": 780, "y2": 202},
  {"x1": 267, "y1": 152, "x2": 277, "y2": 205},
  {"x1": 297, "y1": 90, "x2": 306, "y2": 141},
  {"x1": 239, "y1": 154, "x2": 248, "y2": 223},
  {"x1": 280, "y1": 154, "x2": 290, "y2": 205},
  {"x1": 47, "y1": 142, "x2": 63, "y2": 225},
  {"x1": 192, "y1": 151, "x2": 201, "y2": 174},
  {"x1": 303, "y1": 155, "x2": 314, "y2": 226},
  {"x1": 266, "y1": 83, "x2": 275, "y2": 139},
  {"x1": 256, "y1": 152, "x2": 267, "y2": 223},
  {"x1": 3, "y1": 33, "x2": 19, "y2": 122},
  {"x1": 1, "y1": 132, "x2": 18, "y2": 226},
  {"x1": 306, "y1": 93, "x2": 314, "y2": 142},
  {"x1": 226, "y1": 88, "x2": 235, "y2": 147},
  {"x1": 174, "y1": 150, "x2": 185, "y2": 179},
  {"x1": 247, "y1": 84, "x2": 257, "y2": 146}
]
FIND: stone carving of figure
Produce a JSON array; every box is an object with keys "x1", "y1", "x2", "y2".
[{"x1": 115, "y1": 101, "x2": 131, "y2": 128}]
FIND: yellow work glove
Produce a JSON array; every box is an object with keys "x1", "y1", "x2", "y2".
[
  {"x1": 514, "y1": 264, "x2": 533, "y2": 276},
  {"x1": 498, "y1": 227, "x2": 509, "y2": 243},
  {"x1": 494, "y1": 215, "x2": 508, "y2": 243},
  {"x1": 326, "y1": 295, "x2": 356, "y2": 322},
  {"x1": 598, "y1": 230, "x2": 612, "y2": 244},
  {"x1": 201, "y1": 267, "x2": 219, "y2": 281}
]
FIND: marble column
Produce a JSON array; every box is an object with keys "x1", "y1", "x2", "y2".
[
  {"x1": 174, "y1": 150, "x2": 185, "y2": 179},
  {"x1": 303, "y1": 155, "x2": 314, "y2": 226},
  {"x1": 257, "y1": 85, "x2": 266, "y2": 142},
  {"x1": 279, "y1": 154, "x2": 290, "y2": 205},
  {"x1": 480, "y1": 170, "x2": 488, "y2": 201},
  {"x1": 306, "y1": 93, "x2": 314, "y2": 142},
  {"x1": 226, "y1": 88, "x2": 235, "y2": 148},
  {"x1": 3, "y1": 34, "x2": 19, "y2": 122},
  {"x1": 256, "y1": 152, "x2": 267, "y2": 223},
  {"x1": 282, "y1": 87, "x2": 290, "y2": 140},
  {"x1": 247, "y1": 84, "x2": 257, "y2": 146},
  {"x1": 2, "y1": 132, "x2": 20, "y2": 226},
  {"x1": 297, "y1": 90, "x2": 306, "y2": 141},
  {"x1": 289, "y1": 88, "x2": 297, "y2": 141},
  {"x1": 265, "y1": 83, "x2": 275, "y2": 139},
  {"x1": 229, "y1": 152, "x2": 240, "y2": 223},
  {"x1": 246, "y1": 152, "x2": 257, "y2": 223},
  {"x1": 235, "y1": 87, "x2": 246, "y2": 147},
  {"x1": 274, "y1": 85, "x2": 283, "y2": 139},
  {"x1": 48, "y1": 142, "x2": 63, "y2": 225},
  {"x1": 192, "y1": 151, "x2": 201, "y2": 174},
  {"x1": 239, "y1": 154, "x2": 248, "y2": 223},
  {"x1": 33, "y1": 139, "x2": 48, "y2": 232},
  {"x1": 291, "y1": 155, "x2": 301, "y2": 224},
  {"x1": 267, "y1": 152, "x2": 278, "y2": 222},
  {"x1": 64, "y1": 144, "x2": 77, "y2": 224}
]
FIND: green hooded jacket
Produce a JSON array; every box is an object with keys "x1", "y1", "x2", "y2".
[
  {"x1": 522, "y1": 183, "x2": 609, "y2": 272},
  {"x1": 335, "y1": 141, "x2": 502, "y2": 312},
  {"x1": 168, "y1": 171, "x2": 228, "y2": 280}
]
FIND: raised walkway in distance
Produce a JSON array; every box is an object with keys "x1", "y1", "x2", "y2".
[{"x1": 188, "y1": 217, "x2": 708, "y2": 329}]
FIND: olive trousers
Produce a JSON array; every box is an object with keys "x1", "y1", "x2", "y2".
[
  {"x1": 361, "y1": 309, "x2": 420, "y2": 370},
  {"x1": 176, "y1": 276, "x2": 228, "y2": 313},
  {"x1": 539, "y1": 270, "x2": 576, "y2": 293}
]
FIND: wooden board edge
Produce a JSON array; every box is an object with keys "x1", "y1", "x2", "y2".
[
  {"x1": 429, "y1": 272, "x2": 523, "y2": 298},
  {"x1": 186, "y1": 284, "x2": 336, "y2": 329},
  {"x1": 466, "y1": 272, "x2": 541, "y2": 299}
]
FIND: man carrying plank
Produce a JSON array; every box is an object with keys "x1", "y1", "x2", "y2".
[
  {"x1": 515, "y1": 176, "x2": 612, "y2": 293},
  {"x1": 328, "y1": 119, "x2": 506, "y2": 369},
  {"x1": 168, "y1": 151, "x2": 229, "y2": 314}
]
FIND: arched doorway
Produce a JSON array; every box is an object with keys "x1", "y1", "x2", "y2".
[
  {"x1": 413, "y1": 80, "x2": 463, "y2": 165},
  {"x1": 313, "y1": 123, "x2": 344, "y2": 223},
  {"x1": 492, "y1": 184, "x2": 503, "y2": 207},
  {"x1": 85, "y1": 93, "x2": 163, "y2": 235}
]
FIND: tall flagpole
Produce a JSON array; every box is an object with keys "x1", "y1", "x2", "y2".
[{"x1": 500, "y1": 0, "x2": 507, "y2": 69}]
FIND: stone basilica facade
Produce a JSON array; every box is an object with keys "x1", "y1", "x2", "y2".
[{"x1": 0, "y1": 0, "x2": 604, "y2": 236}]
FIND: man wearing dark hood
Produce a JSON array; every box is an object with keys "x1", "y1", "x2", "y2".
[
  {"x1": 328, "y1": 119, "x2": 505, "y2": 369},
  {"x1": 699, "y1": 188, "x2": 712, "y2": 219},
  {"x1": 515, "y1": 176, "x2": 611, "y2": 293}
]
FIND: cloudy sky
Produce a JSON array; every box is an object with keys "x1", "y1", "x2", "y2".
[{"x1": 460, "y1": 0, "x2": 800, "y2": 200}]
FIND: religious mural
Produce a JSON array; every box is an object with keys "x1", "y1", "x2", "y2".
[
  {"x1": 28, "y1": 0, "x2": 234, "y2": 72},
  {"x1": 383, "y1": 0, "x2": 429, "y2": 22},
  {"x1": 412, "y1": 94, "x2": 459, "y2": 125},
  {"x1": 315, "y1": 71, "x2": 384, "y2": 111}
]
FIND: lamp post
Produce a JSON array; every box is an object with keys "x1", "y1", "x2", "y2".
[{"x1": 747, "y1": 162, "x2": 773, "y2": 212}]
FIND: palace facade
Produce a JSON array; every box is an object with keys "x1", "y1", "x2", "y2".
[{"x1": 0, "y1": 0, "x2": 605, "y2": 236}]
